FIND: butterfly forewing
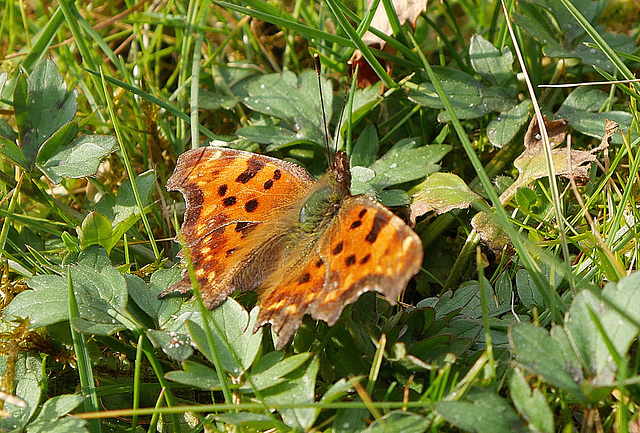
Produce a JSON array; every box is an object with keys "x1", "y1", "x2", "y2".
[{"x1": 163, "y1": 147, "x2": 314, "y2": 308}]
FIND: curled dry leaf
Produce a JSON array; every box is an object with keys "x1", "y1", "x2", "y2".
[
  {"x1": 361, "y1": 0, "x2": 429, "y2": 47},
  {"x1": 472, "y1": 117, "x2": 616, "y2": 254},
  {"x1": 350, "y1": 0, "x2": 428, "y2": 88}
]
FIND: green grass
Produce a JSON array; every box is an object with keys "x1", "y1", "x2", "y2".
[{"x1": 1, "y1": 0, "x2": 640, "y2": 432}]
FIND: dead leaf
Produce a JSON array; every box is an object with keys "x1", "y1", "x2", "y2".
[
  {"x1": 361, "y1": 0, "x2": 428, "y2": 47},
  {"x1": 350, "y1": 0, "x2": 428, "y2": 87},
  {"x1": 472, "y1": 117, "x2": 613, "y2": 254}
]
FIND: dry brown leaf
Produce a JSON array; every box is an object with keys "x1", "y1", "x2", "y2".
[
  {"x1": 350, "y1": 0, "x2": 428, "y2": 88},
  {"x1": 472, "y1": 117, "x2": 615, "y2": 254},
  {"x1": 362, "y1": 0, "x2": 428, "y2": 47}
]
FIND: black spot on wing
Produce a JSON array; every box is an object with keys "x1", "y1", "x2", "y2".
[
  {"x1": 332, "y1": 242, "x2": 344, "y2": 255},
  {"x1": 365, "y1": 212, "x2": 388, "y2": 244},
  {"x1": 273, "y1": 169, "x2": 282, "y2": 180},
  {"x1": 350, "y1": 220, "x2": 362, "y2": 230},
  {"x1": 299, "y1": 272, "x2": 311, "y2": 283},
  {"x1": 264, "y1": 179, "x2": 274, "y2": 190},
  {"x1": 345, "y1": 255, "x2": 356, "y2": 266},
  {"x1": 245, "y1": 199, "x2": 259, "y2": 213},
  {"x1": 236, "y1": 157, "x2": 265, "y2": 184},
  {"x1": 218, "y1": 185, "x2": 228, "y2": 196},
  {"x1": 223, "y1": 196, "x2": 237, "y2": 207}
]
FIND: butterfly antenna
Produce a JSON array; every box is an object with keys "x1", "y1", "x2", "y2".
[
  {"x1": 314, "y1": 53, "x2": 333, "y2": 167},
  {"x1": 333, "y1": 61, "x2": 352, "y2": 154}
]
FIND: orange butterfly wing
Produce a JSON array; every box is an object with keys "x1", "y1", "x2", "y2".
[
  {"x1": 256, "y1": 194, "x2": 423, "y2": 349},
  {"x1": 163, "y1": 147, "x2": 314, "y2": 308}
]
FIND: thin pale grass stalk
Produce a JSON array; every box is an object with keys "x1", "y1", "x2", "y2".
[
  {"x1": 500, "y1": 0, "x2": 573, "y2": 291},
  {"x1": 408, "y1": 31, "x2": 558, "y2": 317},
  {"x1": 566, "y1": 134, "x2": 625, "y2": 278},
  {"x1": 130, "y1": 334, "x2": 144, "y2": 433},
  {"x1": 366, "y1": 334, "x2": 386, "y2": 395},
  {"x1": 67, "y1": 268, "x2": 103, "y2": 433},
  {"x1": 101, "y1": 67, "x2": 163, "y2": 261},
  {"x1": 75, "y1": 399, "x2": 435, "y2": 420},
  {"x1": 350, "y1": 376, "x2": 386, "y2": 427},
  {"x1": 477, "y1": 247, "x2": 495, "y2": 380},
  {"x1": 190, "y1": 8, "x2": 207, "y2": 149},
  {"x1": 85, "y1": 69, "x2": 218, "y2": 140}
]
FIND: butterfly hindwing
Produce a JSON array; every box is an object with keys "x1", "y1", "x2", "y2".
[{"x1": 255, "y1": 194, "x2": 423, "y2": 348}]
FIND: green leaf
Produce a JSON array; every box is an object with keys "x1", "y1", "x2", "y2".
[
  {"x1": 13, "y1": 59, "x2": 77, "y2": 168},
  {"x1": 487, "y1": 100, "x2": 531, "y2": 148},
  {"x1": 566, "y1": 272, "x2": 640, "y2": 383},
  {"x1": 35, "y1": 121, "x2": 78, "y2": 167},
  {"x1": 30, "y1": 394, "x2": 86, "y2": 422},
  {"x1": 4, "y1": 275, "x2": 69, "y2": 328},
  {"x1": 365, "y1": 411, "x2": 427, "y2": 433},
  {"x1": 127, "y1": 272, "x2": 165, "y2": 323},
  {"x1": 241, "y1": 352, "x2": 312, "y2": 392},
  {"x1": 261, "y1": 355, "x2": 320, "y2": 430},
  {"x1": 409, "y1": 67, "x2": 515, "y2": 121},
  {"x1": 236, "y1": 125, "x2": 302, "y2": 147},
  {"x1": 2, "y1": 371, "x2": 42, "y2": 431},
  {"x1": 237, "y1": 70, "x2": 332, "y2": 149},
  {"x1": 147, "y1": 329, "x2": 193, "y2": 361},
  {"x1": 215, "y1": 413, "x2": 288, "y2": 431},
  {"x1": 555, "y1": 87, "x2": 632, "y2": 142},
  {"x1": 334, "y1": 408, "x2": 367, "y2": 433},
  {"x1": 77, "y1": 245, "x2": 111, "y2": 270},
  {"x1": 151, "y1": 268, "x2": 183, "y2": 325},
  {"x1": 409, "y1": 172, "x2": 480, "y2": 219},
  {"x1": 38, "y1": 134, "x2": 116, "y2": 183},
  {"x1": 509, "y1": 367, "x2": 554, "y2": 433},
  {"x1": 164, "y1": 360, "x2": 221, "y2": 390},
  {"x1": 78, "y1": 212, "x2": 113, "y2": 251},
  {"x1": 187, "y1": 298, "x2": 262, "y2": 374},
  {"x1": 469, "y1": 34, "x2": 517, "y2": 96},
  {"x1": 69, "y1": 264, "x2": 129, "y2": 335},
  {"x1": 25, "y1": 417, "x2": 88, "y2": 433},
  {"x1": 515, "y1": 269, "x2": 545, "y2": 308},
  {"x1": 350, "y1": 124, "x2": 379, "y2": 167},
  {"x1": 0, "y1": 134, "x2": 29, "y2": 169},
  {"x1": 508, "y1": 323, "x2": 586, "y2": 402},
  {"x1": 436, "y1": 388, "x2": 528, "y2": 433},
  {"x1": 198, "y1": 88, "x2": 239, "y2": 110},
  {"x1": 350, "y1": 165, "x2": 377, "y2": 196},
  {"x1": 369, "y1": 144, "x2": 450, "y2": 187}
]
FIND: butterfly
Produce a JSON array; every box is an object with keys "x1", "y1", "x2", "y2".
[{"x1": 161, "y1": 146, "x2": 423, "y2": 349}]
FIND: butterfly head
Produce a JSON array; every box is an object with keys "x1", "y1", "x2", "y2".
[{"x1": 330, "y1": 150, "x2": 351, "y2": 193}]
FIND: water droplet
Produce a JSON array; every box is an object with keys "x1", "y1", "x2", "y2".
[
  {"x1": 243, "y1": 97, "x2": 249, "y2": 102},
  {"x1": 342, "y1": 423, "x2": 351, "y2": 429},
  {"x1": 390, "y1": 163, "x2": 398, "y2": 169},
  {"x1": 265, "y1": 106, "x2": 271, "y2": 111},
  {"x1": 260, "y1": 83, "x2": 266, "y2": 89}
]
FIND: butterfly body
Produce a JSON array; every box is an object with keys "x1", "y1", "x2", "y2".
[{"x1": 163, "y1": 146, "x2": 423, "y2": 348}]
